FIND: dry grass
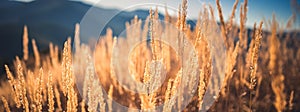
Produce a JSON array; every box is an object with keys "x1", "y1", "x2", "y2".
[{"x1": 0, "y1": 0, "x2": 299, "y2": 112}]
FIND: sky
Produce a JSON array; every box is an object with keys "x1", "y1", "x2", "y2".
[
  {"x1": 83, "y1": 0, "x2": 300, "y2": 29},
  {"x1": 15, "y1": 0, "x2": 300, "y2": 29}
]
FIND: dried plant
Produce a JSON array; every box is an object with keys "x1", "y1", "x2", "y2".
[
  {"x1": 32, "y1": 39, "x2": 40, "y2": 68},
  {"x1": 0, "y1": 0, "x2": 299, "y2": 112},
  {"x1": 1, "y1": 96, "x2": 11, "y2": 112},
  {"x1": 47, "y1": 72, "x2": 54, "y2": 112},
  {"x1": 22, "y1": 26, "x2": 29, "y2": 61}
]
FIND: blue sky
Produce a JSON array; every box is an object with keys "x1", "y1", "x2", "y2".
[
  {"x1": 16, "y1": 0, "x2": 300, "y2": 29},
  {"x1": 81, "y1": 0, "x2": 299, "y2": 29}
]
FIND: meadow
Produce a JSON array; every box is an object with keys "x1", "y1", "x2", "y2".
[{"x1": 0, "y1": 0, "x2": 299, "y2": 111}]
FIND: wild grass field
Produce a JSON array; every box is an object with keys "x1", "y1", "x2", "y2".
[{"x1": 0, "y1": 0, "x2": 299, "y2": 111}]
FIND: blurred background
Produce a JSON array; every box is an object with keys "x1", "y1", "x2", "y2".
[{"x1": 0, "y1": 0, "x2": 299, "y2": 74}]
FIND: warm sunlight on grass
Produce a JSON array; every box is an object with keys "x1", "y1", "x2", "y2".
[{"x1": 0, "y1": 0, "x2": 299, "y2": 111}]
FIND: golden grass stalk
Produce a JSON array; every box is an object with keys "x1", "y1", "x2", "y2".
[
  {"x1": 289, "y1": 91, "x2": 294, "y2": 111},
  {"x1": 198, "y1": 69, "x2": 206, "y2": 110},
  {"x1": 171, "y1": 69, "x2": 182, "y2": 97},
  {"x1": 249, "y1": 21, "x2": 263, "y2": 110},
  {"x1": 15, "y1": 56, "x2": 29, "y2": 112},
  {"x1": 81, "y1": 51, "x2": 91, "y2": 112},
  {"x1": 239, "y1": 0, "x2": 249, "y2": 49},
  {"x1": 227, "y1": 0, "x2": 239, "y2": 31},
  {"x1": 32, "y1": 39, "x2": 40, "y2": 68},
  {"x1": 176, "y1": 0, "x2": 187, "y2": 67},
  {"x1": 26, "y1": 71, "x2": 36, "y2": 110},
  {"x1": 180, "y1": 0, "x2": 187, "y2": 31},
  {"x1": 286, "y1": 13, "x2": 296, "y2": 29},
  {"x1": 271, "y1": 75, "x2": 286, "y2": 112},
  {"x1": 243, "y1": 0, "x2": 248, "y2": 21},
  {"x1": 140, "y1": 94, "x2": 156, "y2": 111},
  {"x1": 164, "y1": 69, "x2": 182, "y2": 111},
  {"x1": 47, "y1": 71, "x2": 54, "y2": 112},
  {"x1": 208, "y1": 5, "x2": 216, "y2": 24},
  {"x1": 221, "y1": 41, "x2": 239, "y2": 96},
  {"x1": 67, "y1": 87, "x2": 78, "y2": 112},
  {"x1": 149, "y1": 9, "x2": 157, "y2": 60},
  {"x1": 62, "y1": 38, "x2": 78, "y2": 112},
  {"x1": 62, "y1": 38, "x2": 72, "y2": 96},
  {"x1": 96, "y1": 86, "x2": 106, "y2": 112},
  {"x1": 216, "y1": 0, "x2": 228, "y2": 45},
  {"x1": 163, "y1": 79, "x2": 173, "y2": 112},
  {"x1": 247, "y1": 23, "x2": 257, "y2": 63},
  {"x1": 141, "y1": 60, "x2": 165, "y2": 110},
  {"x1": 249, "y1": 22, "x2": 263, "y2": 87},
  {"x1": 1, "y1": 96, "x2": 10, "y2": 112},
  {"x1": 86, "y1": 56, "x2": 95, "y2": 112},
  {"x1": 54, "y1": 85, "x2": 62, "y2": 111},
  {"x1": 4, "y1": 65, "x2": 20, "y2": 107},
  {"x1": 164, "y1": 5, "x2": 170, "y2": 23},
  {"x1": 22, "y1": 26, "x2": 29, "y2": 61},
  {"x1": 268, "y1": 14, "x2": 279, "y2": 72},
  {"x1": 80, "y1": 100, "x2": 86, "y2": 112},
  {"x1": 36, "y1": 68, "x2": 44, "y2": 112},
  {"x1": 74, "y1": 23, "x2": 81, "y2": 53},
  {"x1": 108, "y1": 85, "x2": 113, "y2": 112},
  {"x1": 176, "y1": 4, "x2": 182, "y2": 29},
  {"x1": 85, "y1": 54, "x2": 105, "y2": 112}
]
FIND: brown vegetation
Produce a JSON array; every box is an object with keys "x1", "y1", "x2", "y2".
[{"x1": 0, "y1": 0, "x2": 299, "y2": 111}]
